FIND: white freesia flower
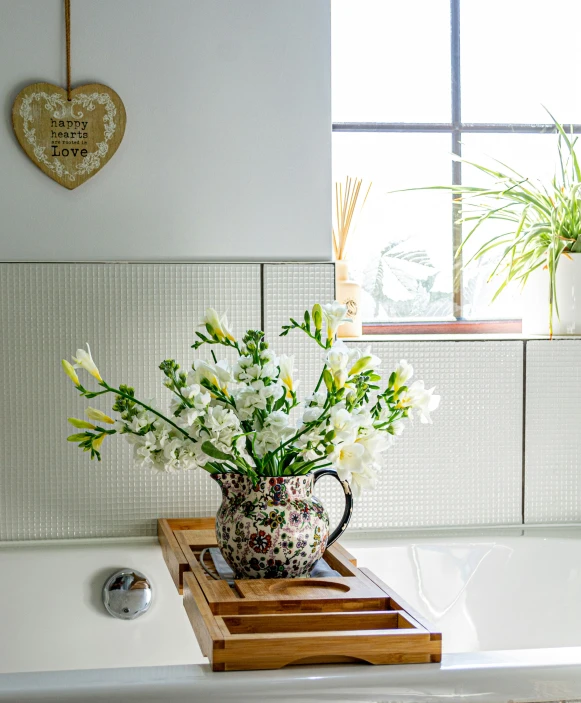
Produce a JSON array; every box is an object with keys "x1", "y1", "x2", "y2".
[
  {"x1": 329, "y1": 405, "x2": 359, "y2": 443},
  {"x1": 399, "y1": 380, "x2": 441, "y2": 424},
  {"x1": 190, "y1": 359, "x2": 233, "y2": 391},
  {"x1": 393, "y1": 360, "x2": 413, "y2": 391},
  {"x1": 278, "y1": 354, "x2": 298, "y2": 396},
  {"x1": 64, "y1": 301, "x2": 440, "y2": 496},
  {"x1": 348, "y1": 349, "x2": 382, "y2": 377},
  {"x1": 391, "y1": 419, "x2": 405, "y2": 436},
  {"x1": 347, "y1": 464, "x2": 378, "y2": 497},
  {"x1": 201, "y1": 308, "x2": 235, "y2": 342},
  {"x1": 72, "y1": 343, "x2": 102, "y2": 382},
  {"x1": 330, "y1": 440, "x2": 365, "y2": 475},
  {"x1": 322, "y1": 302, "x2": 349, "y2": 341},
  {"x1": 326, "y1": 340, "x2": 350, "y2": 374},
  {"x1": 350, "y1": 406, "x2": 374, "y2": 430},
  {"x1": 355, "y1": 428, "x2": 392, "y2": 460}
]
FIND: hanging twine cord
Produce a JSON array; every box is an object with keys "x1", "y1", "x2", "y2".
[{"x1": 64, "y1": 0, "x2": 72, "y2": 100}]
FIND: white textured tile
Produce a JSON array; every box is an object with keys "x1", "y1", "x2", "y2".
[
  {"x1": 263, "y1": 267, "x2": 523, "y2": 529},
  {"x1": 525, "y1": 340, "x2": 581, "y2": 523},
  {"x1": 0, "y1": 264, "x2": 261, "y2": 540},
  {"x1": 263, "y1": 263, "x2": 335, "y2": 393},
  {"x1": 320, "y1": 341, "x2": 524, "y2": 530}
]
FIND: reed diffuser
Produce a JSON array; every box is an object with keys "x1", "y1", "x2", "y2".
[{"x1": 332, "y1": 176, "x2": 372, "y2": 337}]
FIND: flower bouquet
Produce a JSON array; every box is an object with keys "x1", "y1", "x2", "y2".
[{"x1": 62, "y1": 302, "x2": 439, "y2": 578}]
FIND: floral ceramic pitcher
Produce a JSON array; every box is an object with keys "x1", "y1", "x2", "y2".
[{"x1": 213, "y1": 470, "x2": 353, "y2": 579}]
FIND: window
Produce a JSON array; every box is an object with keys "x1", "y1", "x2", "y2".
[{"x1": 332, "y1": 0, "x2": 581, "y2": 333}]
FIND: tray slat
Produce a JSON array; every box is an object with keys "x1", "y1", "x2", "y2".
[{"x1": 159, "y1": 517, "x2": 442, "y2": 671}]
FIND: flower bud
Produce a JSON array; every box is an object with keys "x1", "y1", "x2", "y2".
[
  {"x1": 68, "y1": 418, "x2": 96, "y2": 430},
  {"x1": 86, "y1": 407, "x2": 115, "y2": 425},
  {"x1": 312, "y1": 304, "x2": 323, "y2": 331},
  {"x1": 62, "y1": 359, "x2": 80, "y2": 386}
]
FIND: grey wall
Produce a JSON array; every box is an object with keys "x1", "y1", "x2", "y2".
[{"x1": 0, "y1": 0, "x2": 331, "y2": 261}]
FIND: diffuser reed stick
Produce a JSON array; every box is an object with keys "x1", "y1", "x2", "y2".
[{"x1": 332, "y1": 176, "x2": 372, "y2": 261}]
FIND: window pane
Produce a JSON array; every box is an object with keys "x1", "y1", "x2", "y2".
[
  {"x1": 461, "y1": 0, "x2": 581, "y2": 123},
  {"x1": 460, "y1": 133, "x2": 559, "y2": 319},
  {"x1": 333, "y1": 133, "x2": 453, "y2": 322},
  {"x1": 332, "y1": 0, "x2": 451, "y2": 123}
]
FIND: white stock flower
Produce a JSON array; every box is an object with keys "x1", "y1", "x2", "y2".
[
  {"x1": 295, "y1": 427, "x2": 327, "y2": 461},
  {"x1": 204, "y1": 404, "x2": 241, "y2": 435},
  {"x1": 264, "y1": 410, "x2": 290, "y2": 431},
  {"x1": 178, "y1": 407, "x2": 204, "y2": 428},
  {"x1": 253, "y1": 412, "x2": 294, "y2": 457},
  {"x1": 260, "y1": 349, "x2": 277, "y2": 364},
  {"x1": 234, "y1": 359, "x2": 278, "y2": 383},
  {"x1": 322, "y1": 302, "x2": 349, "y2": 340},
  {"x1": 234, "y1": 380, "x2": 284, "y2": 420},
  {"x1": 302, "y1": 404, "x2": 325, "y2": 424},
  {"x1": 72, "y1": 343, "x2": 102, "y2": 382},
  {"x1": 126, "y1": 407, "x2": 157, "y2": 433},
  {"x1": 305, "y1": 389, "x2": 327, "y2": 408},
  {"x1": 170, "y1": 384, "x2": 212, "y2": 427}
]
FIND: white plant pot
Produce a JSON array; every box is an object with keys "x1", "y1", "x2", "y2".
[{"x1": 522, "y1": 253, "x2": 581, "y2": 336}]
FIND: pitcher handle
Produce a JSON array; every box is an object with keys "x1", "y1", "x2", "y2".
[{"x1": 312, "y1": 468, "x2": 353, "y2": 548}]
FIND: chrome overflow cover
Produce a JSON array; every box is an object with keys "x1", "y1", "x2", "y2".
[{"x1": 102, "y1": 569, "x2": 153, "y2": 620}]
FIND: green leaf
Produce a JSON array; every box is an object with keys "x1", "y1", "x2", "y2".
[{"x1": 201, "y1": 441, "x2": 235, "y2": 463}]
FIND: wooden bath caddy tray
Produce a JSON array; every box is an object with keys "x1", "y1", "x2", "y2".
[{"x1": 158, "y1": 517, "x2": 442, "y2": 671}]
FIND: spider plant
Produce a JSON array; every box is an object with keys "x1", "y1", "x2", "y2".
[{"x1": 414, "y1": 114, "x2": 581, "y2": 335}]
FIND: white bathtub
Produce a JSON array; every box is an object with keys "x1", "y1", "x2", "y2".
[{"x1": 2, "y1": 527, "x2": 581, "y2": 703}]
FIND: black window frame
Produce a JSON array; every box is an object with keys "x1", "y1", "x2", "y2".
[{"x1": 332, "y1": 0, "x2": 581, "y2": 335}]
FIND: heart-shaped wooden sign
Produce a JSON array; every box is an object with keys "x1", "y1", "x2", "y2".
[{"x1": 12, "y1": 82, "x2": 126, "y2": 190}]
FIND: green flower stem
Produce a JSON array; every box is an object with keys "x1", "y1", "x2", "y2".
[
  {"x1": 314, "y1": 366, "x2": 327, "y2": 393},
  {"x1": 100, "y1": 382, "x2": 196, "y2": 445},
  {"x1": 264, "y1": 406, "x2": 332, "y2": 465},
  {"x1": 298, "y1": 324, "x2": 329, "y2": 349}
]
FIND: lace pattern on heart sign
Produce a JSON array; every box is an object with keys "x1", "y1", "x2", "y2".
[{"x1": 12, "y1": 82, "x2": 126, "y2": 190}]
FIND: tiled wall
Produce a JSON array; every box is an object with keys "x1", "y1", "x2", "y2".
[
  {"x1": 525, "y1": 341, "x2": 581, "y2": 523},
  {"x1": 0, "y1": 264, "x2": 260, "y2": 540},
  {"x1": 0, "y1": 262, "x2": 575, "y2": 541}
]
